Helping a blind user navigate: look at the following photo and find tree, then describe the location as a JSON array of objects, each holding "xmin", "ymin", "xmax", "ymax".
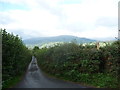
[{"xmin": 1, "ymin": 28, "xmax": 32, "ymax": 88}]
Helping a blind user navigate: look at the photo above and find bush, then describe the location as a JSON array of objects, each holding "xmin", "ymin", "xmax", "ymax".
[
  {"xmin": 34, "ymin": 41, "xmax": 120, "ymax": 88},
  {"xmin": 2, "ymin": 29, "xmax": 32, "ymax": 88},
  {"xmin": 100, "ymin": 41, "xmax": 120, "ymax": 75},
  {"xmin": 79, "ymin": 60, "xmax": 100, "ymax": 73}
]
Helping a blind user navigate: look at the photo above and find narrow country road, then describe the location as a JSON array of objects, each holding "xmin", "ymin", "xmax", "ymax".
[{"xmin": 14, "ymin": 56, "xmax": 86, "ymax": 88}]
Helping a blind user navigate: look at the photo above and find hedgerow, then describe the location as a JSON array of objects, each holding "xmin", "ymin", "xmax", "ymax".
[
  {"xmin": 35, "ymin": 40, "xmax": 120, "ymax": 88},
  {"xmin": 1, "ymin": 29, "xmax": 32, "ymax": 88}
]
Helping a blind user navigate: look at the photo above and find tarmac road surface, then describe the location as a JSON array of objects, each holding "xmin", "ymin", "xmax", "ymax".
[{"xmin": 14, "ymin": 56, "xmax": 86, "ymax": 88}]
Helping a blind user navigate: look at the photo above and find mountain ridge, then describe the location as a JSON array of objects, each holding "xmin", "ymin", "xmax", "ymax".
[{"xmin": 23, "ymin": 35, "xmax": 96, "ymax": 45}]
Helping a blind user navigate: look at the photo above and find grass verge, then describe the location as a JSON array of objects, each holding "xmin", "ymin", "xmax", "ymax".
[
  {"xmin": 39, "ymin": 66, "xmax": 119, "ymax": 88},
  {"xmin": 2, "ymin": 75, "xmax": 21, "ymax": 89}
]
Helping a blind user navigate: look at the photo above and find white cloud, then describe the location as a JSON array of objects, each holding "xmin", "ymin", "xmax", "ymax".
[
  {"xmin": 59, "ymin": 0, "xmax": 118, "ymax": 39},
  {"xmin": 1, "ymin": 8, "xmax": 60, "ymax": 37},
  {"xmin": 0, "ymin": 0, "xmax": 119, "ymax": 40},
  {"xmin": 95, "ymin": 17, "xmax": 117, "ymax": 27},
  {"xmin": 80, "ymin": 26, "xmax": 117, "ymax": 38}
]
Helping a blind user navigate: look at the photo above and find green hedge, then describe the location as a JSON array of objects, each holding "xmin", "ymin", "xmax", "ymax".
[
  {"xmin": 1, "ymin": 29, "xmax": 32, "ymax": 88},
  {"xmin": 35, "ymin": 41, "xmax": 120, "ymax": 88}
]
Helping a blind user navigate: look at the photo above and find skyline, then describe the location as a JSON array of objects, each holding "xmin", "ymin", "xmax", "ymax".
[{"xmin": 0, "ymin": 0, "xmax": 119, "ymax": 40}]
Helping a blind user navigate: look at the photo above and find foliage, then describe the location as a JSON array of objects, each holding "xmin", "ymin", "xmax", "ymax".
[
  {"xmin": 33, "ymin": 46, "xmax": 39, "ymax": 55},
  {"xmin": 34, "ymin": 40, "xmax": 120, "ymax": 88},
  {"xmin": 1, "ymin": 28, "xmax": 32, "ymax": 88},
  {"xmin": 101, "ymin": 40, "xmax": 120, "ymax": 81},
  {"xmin": 79, "ymin": 60, "xmax": 100, "ymax": 73}
]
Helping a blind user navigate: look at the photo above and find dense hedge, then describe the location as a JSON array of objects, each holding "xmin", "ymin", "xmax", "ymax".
[
  {"xmin": 1, "ymin": 29, "xmax": 32, "ymax": 88},
  {"xmin": 35, "ymin": 41, "xmax": 120, "ymax": 88}
]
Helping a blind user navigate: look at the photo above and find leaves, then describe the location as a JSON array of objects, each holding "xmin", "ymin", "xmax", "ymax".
[
  {"xmin": 2, "ymin": 28, "xmax": 32, "ymax": 88},
  {"xmin": 34, "ymin": 40, "xmax": 120, "ymax": 88}
]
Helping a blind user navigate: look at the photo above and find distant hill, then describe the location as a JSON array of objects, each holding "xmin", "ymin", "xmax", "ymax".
[{"xmin": 23, "ymin": 35, "xmax": 96, "ymax": 45}]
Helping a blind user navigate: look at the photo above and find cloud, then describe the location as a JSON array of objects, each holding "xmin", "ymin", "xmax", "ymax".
[
  {"xmin": 8, "ymin": 29, "xmax": 44, "ymax": 39},
  {"xmin": 0, "ymin": 12, "xmax": 15, "ymax": 25},
  {"xmin": 95, "ymin": 17, "xmax": 117, "ymax": 27},
  {"xmin": 0, "ymin": 0, "xmax": 119, "ymax": 40}
]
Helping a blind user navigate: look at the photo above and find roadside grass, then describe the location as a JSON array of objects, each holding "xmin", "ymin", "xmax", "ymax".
[
  {"xmin": 56, "ymin": 73, "xmax": 118, "ymax": 88},
  {"xmin": 35, "ymin": 41, "xmax": 120, "ymax": 88},
  {"xmin": 40, "ymin": 66, "xmax": 119, "ymax": 88},
  {"xmin": 2, "ymin": 76, "xmax": 21, "ymax": 89},
  {"xmin": 88, "ymin": 73, "xmax": 118, "ymax": 88},
  {"xmin": 2, "ymin": 66, "xmax": 29, "ymax": 89},
  {"xmin": 39, "ymin": 67, "xmax": 95, "ymax": 88}
]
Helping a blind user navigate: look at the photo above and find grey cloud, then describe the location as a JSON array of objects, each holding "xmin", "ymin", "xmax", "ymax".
[
  {"xmin": 118, "ymin": 3, "xmax": 120, "ymax": 29},
  {"xmin": 7, "ymin": 29, "xmax": 44, "ymax": 40},
  {"xmin": 61, "ymin": 22, "xmax": 93, "ymax": 32},
  {"xmin": 0, "ymin": 14, "xmax": 15, "ymax": 25},
  {"xmin": 36, "ymin": 0, "xmax": 64, "ymax": 18},
  {"xmin": 35, "ymin": 0, "xmax": 67, "ymax": 29},
  {"xmin": 95, "ymin": 17, "xmax": 117, "ymax": 27},
  {"xmin": 7, "ymin": 30, "xmax": 26, "ymax": 39}
]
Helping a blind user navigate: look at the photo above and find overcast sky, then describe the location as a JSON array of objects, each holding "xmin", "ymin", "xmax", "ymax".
[{"xmin": 0, "ymin": 0, "xmax": 119, "ymax": 40}]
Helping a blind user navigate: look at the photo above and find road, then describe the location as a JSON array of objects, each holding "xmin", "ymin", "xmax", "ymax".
[{"xmin": 14, "ymin": 56, "xmax": 86, "ymax": 88}]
